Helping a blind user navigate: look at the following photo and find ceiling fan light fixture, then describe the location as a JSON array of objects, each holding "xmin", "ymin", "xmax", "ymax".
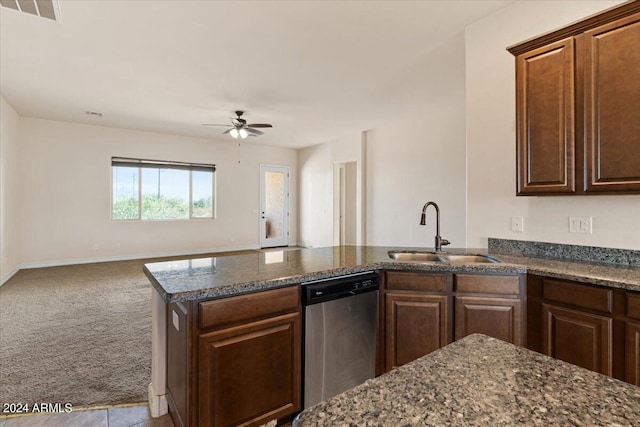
[{"xmin": 202, "ymin": 111, "xmax": 272, "ymax": 138}]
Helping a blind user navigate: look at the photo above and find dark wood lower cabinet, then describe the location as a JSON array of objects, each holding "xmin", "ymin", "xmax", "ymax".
[
  {"xmin": 455, "ymin": 297, "xmax": 522, "ymax": 345},
  {"xmin": 198, "ymin": 313, "xmax": 301, "ymax": 427},
  {"xmin": 168, "ymin": 272, "xmax": 639, "ymax": 427},
  {"xmin": 167, "ymin": 302, "xmax": 190, "ymax": 427},
  {"xmin": 385, "ymin": 292, "xmax": 449, "ymax": 371},
  {"xmin": 528, "ymin": 275, "xmax": 640, "ymax": 387},
  {"xmin": 167, "ymin": 286, "xmax": 301, "ymax": 427},
  {"xmin": 626, "ymin": 321, "xmax": 640, "ymax": 386},
  {"xmin": 542, "ymin": 302, "xmax": 613, "ymax": 376},
  {"xmin": 381, "ymin": 272, "xmax": 524, "ymax": 372}
]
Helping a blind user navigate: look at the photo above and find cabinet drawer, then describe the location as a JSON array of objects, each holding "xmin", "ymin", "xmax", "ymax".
[
  {"xmin": 628, "ymin": 292, "xmax": 640, "ymax": 320},
  {"xmin": 542, "ymin": 279, "xmax": 612, "ymax": 313},
  {"xmin": 385, "ymin": 271, "xmax": 447, "ymax": 292},
  {"xmin": 199, "ymin": 286, "xmax": 299, "ymax": 330},
  {"xmin": 455, "ymin": 274, "xmax": 520, "ymax": 295}
]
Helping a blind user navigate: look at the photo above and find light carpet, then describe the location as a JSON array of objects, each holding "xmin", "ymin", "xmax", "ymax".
[{"xmin": 0, "ymin": 250, "xmax": 259, "ymax": 407}]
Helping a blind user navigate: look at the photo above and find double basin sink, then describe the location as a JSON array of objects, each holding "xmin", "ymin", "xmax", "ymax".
[{"xmin": 388, "ymin": 251, "xmax": 500, "ymax": 264}]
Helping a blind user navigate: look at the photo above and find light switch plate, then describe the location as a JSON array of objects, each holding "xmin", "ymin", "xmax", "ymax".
[
  {"xmin": 511, "ymin": 216, "xmax": 524, "ymax": 232},
  {"xmin": 569, "ymin": 216, "xmax": 592, "ymax": 234}
]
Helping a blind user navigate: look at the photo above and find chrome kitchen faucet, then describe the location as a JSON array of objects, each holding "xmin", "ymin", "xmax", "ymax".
[{"xmin": 420, "ymin": 201, "xmax": 450, "ymax": 252}]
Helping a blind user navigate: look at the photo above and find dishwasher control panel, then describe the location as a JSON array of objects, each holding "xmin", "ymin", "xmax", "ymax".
[{"xmin": 302, "ymin": 271, "xmax": 379, "ymax": 305}]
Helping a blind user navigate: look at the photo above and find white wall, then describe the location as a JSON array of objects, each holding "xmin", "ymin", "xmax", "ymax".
[
  {"xmin": 15, "ymin": 118, "xmax": 297, "ymax": 266},
  {"xmin": 299, "ymin": 33, "xmax": 467, "ymax": 250},
  {"xmin": 465, "ymin": 0, "xmax": 640, "ymax": 250},
  {"xmin": 365, "ymin": 33, "xmax": 467, "ymax": 249},
  {"xmin": 297, "ymin": 132, "xmax": 364, "ymax": 248},
  {"xmin": 0, "ymin": 96, "xmax": 21, "ymax": 282},
  {"xmin": 297, "ymin": 142, "xmax": 334, "ymax": 247},
  {"xmin": 365, "ymin": 109, "xmax": 467, "ymax": 248}
]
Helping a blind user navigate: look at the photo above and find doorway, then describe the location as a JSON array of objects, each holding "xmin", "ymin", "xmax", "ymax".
[
  {"xmin": 260, "ymin": 165, "xmax": 290, "ymax": 248},
  {"xmin": 336, "ymin": 161, "xmax": 357, "ymax": 245}
]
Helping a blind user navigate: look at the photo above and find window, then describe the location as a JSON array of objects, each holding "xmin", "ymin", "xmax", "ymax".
[{"xmin": 111, "ymin": 157, "xmax": 215, "ymax": 220}]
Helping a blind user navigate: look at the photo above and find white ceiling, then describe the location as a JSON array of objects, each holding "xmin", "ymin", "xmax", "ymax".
[{"xmin": 0, "ymin": 0, "xmax": 512, "ymax": 149}]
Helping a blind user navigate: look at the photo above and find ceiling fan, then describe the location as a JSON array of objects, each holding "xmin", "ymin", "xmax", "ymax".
[{"xmin": 203, "ymin": 111, "xmax": 273, "ymax": 139}]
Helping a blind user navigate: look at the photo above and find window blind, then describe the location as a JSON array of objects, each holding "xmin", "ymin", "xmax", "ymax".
[{"xmin": 111, "ymin": 157, "xmax": 215, "ymax": 173}]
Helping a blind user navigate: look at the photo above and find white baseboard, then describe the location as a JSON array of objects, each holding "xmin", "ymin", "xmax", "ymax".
[
  {"xmin": 0, "ymin": 266, "xmax": 20, "ymax": 288},
  {"xmin": 14, "ymin": 244, "xmax": 261, "ymax": 271},
  {"xmin": 148, "ymin": 383, "xmax": 168, "ymax": 418}
]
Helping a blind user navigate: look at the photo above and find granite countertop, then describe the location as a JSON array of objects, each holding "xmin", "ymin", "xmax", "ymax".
[
  {"xmin": 144, "ymin": 245, "xmax": 640, "ymax": 303},
  {"xmin": 293, "ymin": 334, "xmax": 640, "ymax": 427}
]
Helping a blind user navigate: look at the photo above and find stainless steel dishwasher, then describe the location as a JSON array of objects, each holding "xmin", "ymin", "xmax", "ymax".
[{"xmin": 302, "ymin": 271, "xmax": 379, "ymax": 409}]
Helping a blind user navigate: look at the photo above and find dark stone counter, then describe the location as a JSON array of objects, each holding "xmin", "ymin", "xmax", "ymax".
[
  {"xmin": 293, "ymin": 334, "xmax": 640, "ymax": 426},
  {"xmin": 144, "ymin": 245, "xmax": 640, "ymax": 303}
]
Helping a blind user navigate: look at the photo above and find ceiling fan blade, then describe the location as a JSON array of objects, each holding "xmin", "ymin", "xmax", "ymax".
[
  {"xmin": 246, "ymin": 123, "xmax": 273, "ymax": 128},
  {"xmin": 203, "ymin": 124, "xmax": 231, "ymax": 127},
  {"xmin": 245, "ymin": 128, "xmax": 264, "ymax": 135},
  {"xmin": 222, "ymin": 128, "xmax": 234, "ymax": 134}
]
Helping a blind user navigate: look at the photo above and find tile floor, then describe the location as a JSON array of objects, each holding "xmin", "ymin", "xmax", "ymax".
[{"xmin": 0, "ymin": 404, "xmax": 173, "ymax": 427}]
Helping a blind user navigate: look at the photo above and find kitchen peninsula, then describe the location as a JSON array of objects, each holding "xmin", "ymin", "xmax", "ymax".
[
  {"xmin": 294, "ymin": 334, "xmax": 640, "ymax": 426},
  {"xmin": 144, "ymin": 243, "xmax": 640, "ymax": 427}
]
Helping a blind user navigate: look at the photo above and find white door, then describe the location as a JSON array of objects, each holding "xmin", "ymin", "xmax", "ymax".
[{"xmin": 260, "ymin": 165, "xmax": 290, "ymax": 248}]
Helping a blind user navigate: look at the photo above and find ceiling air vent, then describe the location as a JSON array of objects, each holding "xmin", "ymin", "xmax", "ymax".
[{"xmin": 0, "ymin": 0, "xmax": 61, "ymax": 21}]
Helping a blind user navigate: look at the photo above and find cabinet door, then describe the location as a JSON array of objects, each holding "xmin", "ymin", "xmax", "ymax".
[
  {"xmin": 455, "ymin": 296, "xmax": 522, "ymax": 345},
  {"xmin": 542, "ymin": 303, "xmax": 612, "ymax": 375},
  {"xmin": 584, "ymin": 12, "xmax": 640, "ymax": 192},
  {"xmin": 516, "ymin": 37, "xmax": 575, "ymax": 195},
  {"xmin": 198, "ymin": 312, "xmax": 301, "ymax": 427},
  {"xmin": 385, "ymin": 292, "xmax": 449, "ymax": 371},
  {"xmin": 626, "ymin": 321, "xmax": 640, "ymax": 386}
]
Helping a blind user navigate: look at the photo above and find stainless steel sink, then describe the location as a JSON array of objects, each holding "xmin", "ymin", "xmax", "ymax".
[
  {"xmin": 388, "ymin": 251, "xmax": 501, "ymax": 264},
  {"xmin": 387, "ymin": 251, "xmax": 445, "ymax": 262},
  {"xmin": 441, "ymin": 255, "xmax": 500, "ymax": 264}
]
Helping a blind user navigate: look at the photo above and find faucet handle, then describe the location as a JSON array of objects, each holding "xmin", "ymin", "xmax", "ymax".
[{"xmin": 441, "ymin": 239, "xmax": 451, "ymax": 247}]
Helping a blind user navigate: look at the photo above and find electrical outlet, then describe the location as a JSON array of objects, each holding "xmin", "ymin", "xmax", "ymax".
[
  {"xmin": 511, "ymin": 216, "xmax": 524, "ymax": 232},
  {"xmin": 569, "ymin": 216, "xmax": 592, "ymax": 234}
]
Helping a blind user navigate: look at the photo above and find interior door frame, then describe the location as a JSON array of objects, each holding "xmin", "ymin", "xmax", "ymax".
[
  {"xmin": 333, "ymin": 160, "xmax": 359, "ymax": 246},
  {"xmin": 260, "ymin": 165, "xmax": 290, "ymax": 248}
]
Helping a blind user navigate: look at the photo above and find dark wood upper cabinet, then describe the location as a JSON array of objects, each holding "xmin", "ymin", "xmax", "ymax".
[
  {"xmin": 509, "ymin": 2, "xmax": 640, "ymax": 196},
  {"xmin": 583, "ymin": 12, "xmax": 640, "ymax": 192},
  {"xmin": 516, "ymin": 38, "xmax": 575, "ymax": 195}
]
